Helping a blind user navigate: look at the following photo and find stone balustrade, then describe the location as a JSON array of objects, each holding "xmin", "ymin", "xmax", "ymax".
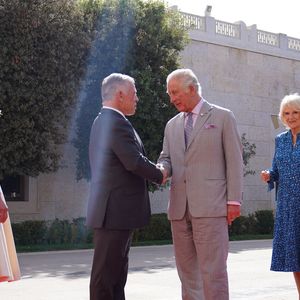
[{"xmin": 179, "ymin": 11, "xmax": 300, "ymax": 60}]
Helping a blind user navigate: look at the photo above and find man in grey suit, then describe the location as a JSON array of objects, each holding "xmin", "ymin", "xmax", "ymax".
[
  {"xmin": 158, "ymin": 69, "xmax": 243, "ymax": 300},
  {"xmin": 87, "ymin": 73, "xmax": 165, "ymax": 300}
]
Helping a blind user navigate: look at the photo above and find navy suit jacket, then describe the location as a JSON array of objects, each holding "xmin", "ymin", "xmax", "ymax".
[{"xmin": 87, "ymin": 108, "xmax": 162, "ymax": 230}]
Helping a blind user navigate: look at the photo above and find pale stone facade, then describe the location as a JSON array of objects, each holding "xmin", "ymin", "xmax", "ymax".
[{"xmin": 8, "ymin": 13, "xmax": 300, "ymax": 222}]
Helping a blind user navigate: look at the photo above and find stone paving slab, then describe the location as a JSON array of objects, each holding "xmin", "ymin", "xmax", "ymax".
[{"xmin": 0, "ymin": 240, "xmax": 297, "ymax": 300}]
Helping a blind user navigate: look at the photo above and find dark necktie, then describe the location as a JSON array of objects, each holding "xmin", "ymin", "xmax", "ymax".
[{"xmin": 184, "ymin": 112, "xmax": 193, "ymax": 147}]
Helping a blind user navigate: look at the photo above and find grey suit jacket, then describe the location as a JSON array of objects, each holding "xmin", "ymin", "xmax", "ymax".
[
  {"xmin": 87, "ymin": 108, "xmax": 163, "ymax": 229},
  {"xmin": 158, "ymin": 100, "xmax": 243, "ymax": 220}
]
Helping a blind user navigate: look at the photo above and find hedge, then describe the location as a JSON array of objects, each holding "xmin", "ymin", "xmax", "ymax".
[{"xmin": 11, "ymin": 210, "xmax": 274, "ymax": 249}]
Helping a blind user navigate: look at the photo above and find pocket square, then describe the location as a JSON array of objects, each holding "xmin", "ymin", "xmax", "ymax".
[{"xmin": 204, "ymin": 123, "xmax": 216, "ymax": 129}]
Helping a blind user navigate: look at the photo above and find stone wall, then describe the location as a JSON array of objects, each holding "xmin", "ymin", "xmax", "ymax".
[{"xmin": 8, "ymin": 142, "xmax": 89, "ymax": 222}]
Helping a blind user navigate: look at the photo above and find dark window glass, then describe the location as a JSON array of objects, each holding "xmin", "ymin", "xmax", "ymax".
[{"xmin": 0, "ymin": 176, "xmax": 27, "ymax": 201}]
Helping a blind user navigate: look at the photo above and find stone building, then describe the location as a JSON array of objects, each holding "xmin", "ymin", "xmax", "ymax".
[{"xmin": 5, "ymin": 12, "xmax": 300, "ymax": 222}]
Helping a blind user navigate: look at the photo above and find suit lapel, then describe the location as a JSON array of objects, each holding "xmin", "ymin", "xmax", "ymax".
[
  {"xmin": 133, "ymin": 128, "xmax": 145, "ymax": 153},
  {"xmin": 177, "ymin": 112, "xmax": 186, "ymax": 150},
  {"xmin": 186, "ymin": 101, "xmax": 214, "ymax": 149},
  {"xmin": 125, "ymin": 118, "xmax": 145, "ymax": 154}
]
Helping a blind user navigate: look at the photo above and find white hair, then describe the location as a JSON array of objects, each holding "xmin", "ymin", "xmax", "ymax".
[
  {"xmin": 101, "ymin": 73, "xmax": 135, "ymax": 101},
  {"xmin": 279, "ymin": 93, "xmax": 300, "ymax": 127},
  {"xmin": 166, "ymin": 68, "xmax": 202, "ymax": 96}
]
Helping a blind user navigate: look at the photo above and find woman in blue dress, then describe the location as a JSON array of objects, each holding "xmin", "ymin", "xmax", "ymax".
[{"xmin": 261, "ymin": 93, "xmax": 300, "ymax": 297}]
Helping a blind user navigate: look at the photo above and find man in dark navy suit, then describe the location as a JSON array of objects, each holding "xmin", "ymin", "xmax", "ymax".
[{"xmin": 87, "ymin": 73, "xmax": 166, "ymax": 300}]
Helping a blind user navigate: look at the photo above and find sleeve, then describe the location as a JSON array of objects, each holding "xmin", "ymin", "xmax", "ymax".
[
  {"xmin": 157, "ymin": 123, "xmax": 172, "ymax": 177},
  {"xmin": 223, "ymin": 111, "xmax": 243, "ymax": 202},
  {"xmin": 111, "ymin": 118, "xmax": 163, "ymax": 184},
  {"xmin": 267, "ymin": 137, "xmax": 279, "ymax": 191}
]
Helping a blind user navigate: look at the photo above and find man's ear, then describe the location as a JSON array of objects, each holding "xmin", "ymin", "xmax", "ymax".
[
  {"xmin": 119, "ymin": 90, "xmax": 124, "ymax": 101},
  {"xmin": 188, "ymin": 84, "xmax": 196, "ymax": 95}
]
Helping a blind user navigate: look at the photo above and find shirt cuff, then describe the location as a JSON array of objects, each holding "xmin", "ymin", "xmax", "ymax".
[{"xmin": 227, "ymin": 201, "xmax": 241, "ymax": 206}]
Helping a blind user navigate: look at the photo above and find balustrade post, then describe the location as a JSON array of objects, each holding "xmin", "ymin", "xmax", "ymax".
[
  {"xmin": 248, "ymin": 24, "xmax": 258, "ymax": 47},
  {"xmin": 205, "ymin": 16, "xmax": 216, "ymax": 36},
  {"xmin": 236, "ymin": 21, "xmax": 247, "ymax": 43},
  {"xmin": 279, "ymin": 34, "xmax": 288, "ymax": 51}
]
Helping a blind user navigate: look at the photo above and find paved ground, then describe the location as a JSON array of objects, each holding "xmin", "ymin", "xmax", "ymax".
[{"xmin": 1, "ymin": 240, "xmax": 298, "ymax": 300}]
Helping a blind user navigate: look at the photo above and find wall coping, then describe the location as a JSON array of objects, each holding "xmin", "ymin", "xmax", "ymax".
[{"xmin": 180, "ymin": 11, "xmax": 300, "ymax": 61}]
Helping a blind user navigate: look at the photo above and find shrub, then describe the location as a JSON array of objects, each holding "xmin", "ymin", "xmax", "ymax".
[
  {"xmin": 229, "ymin": 210, "xmax": 274, "ymax": 237},
  {"xmin": 12, "ymin": 218, "xmax": 93, "ymax": 246},
  {"xmin": 71, "ymin": 217, "xmax": 93, "ymax": 244},
  {"xmin": 11, "ymin": 210, "xmax": 274, "ymax": 248},
  {"xmin": 12, "ymin": 220, "xmax": 47, "ymax": 245},
  {"xmin": 46, "ymin": 219, "xmax": 72, "ymax": 245},
  {"xmin": 241, "ymin": 133, "xmax": 256, "ymax": 177},
  {"xmin": 229, "ymin": 216, "xmax": 249, "ymax": 236},
  {"xmin": 255, "ymin": 210, "xmax": 274, "ymax": 234},
  {"xmin": 133, "ymin": 213, "xmax": 171, "ymax": 242},
  {"xmin": 229, "ymin": 213, "xmax": 257, "ymax": 236}
]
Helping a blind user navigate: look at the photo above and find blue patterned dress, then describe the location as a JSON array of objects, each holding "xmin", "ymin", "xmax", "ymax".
[{"xmin": 268, "ymin": 130, "xmax": 300, "ymax": 272}]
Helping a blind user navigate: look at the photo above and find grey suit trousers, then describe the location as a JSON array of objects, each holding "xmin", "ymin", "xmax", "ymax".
[{"xmin": 171, "ymin": 208, "xmax": 229, "ymax": 300}]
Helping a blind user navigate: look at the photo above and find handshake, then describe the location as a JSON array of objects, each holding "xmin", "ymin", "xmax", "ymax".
[{"xmin": 156, "ymin": 163, "xmax": 169, "ymax": 185}]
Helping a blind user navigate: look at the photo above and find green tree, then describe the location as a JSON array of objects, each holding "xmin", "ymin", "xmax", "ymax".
[
  {"xmin": 0, "ymin": 0, "xmax": 90, "ymax": 179},
  {"xmin": 129, "ymin": 1, "xmax": 186, "ymax": 168},
  {"xmin": 74, "ymin": 0, "xmax": 188, "ymax": 180},
  {"xmin": 73, "ymin": 0, "xmax": 139, "ymax": 180}
]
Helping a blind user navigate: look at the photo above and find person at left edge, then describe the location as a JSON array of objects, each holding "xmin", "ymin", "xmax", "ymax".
[
  {"xmin": 87, "ymin": 73, "xmax": 167, "ymax": 300},
  {"xmin": 0, "ymin": 186, "xmax": 21, "ymax": 282}
]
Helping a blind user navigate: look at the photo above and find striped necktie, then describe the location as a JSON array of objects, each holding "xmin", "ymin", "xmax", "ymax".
[{"xmin": 184, "ymin": 112, "xmax": 193, "ymax": 147}]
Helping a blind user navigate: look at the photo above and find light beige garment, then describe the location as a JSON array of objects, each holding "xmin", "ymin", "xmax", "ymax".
[
  {"xmin": 158, "ymin": 100, "xmax": 243, "ymax": 299},
  {"xmin": 158, "ymin": 100, "xmax": 243, "ymax": 220},
  {"xmin": 0, "ymin": 186, "xmax": 21, "ymax": 282}
]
